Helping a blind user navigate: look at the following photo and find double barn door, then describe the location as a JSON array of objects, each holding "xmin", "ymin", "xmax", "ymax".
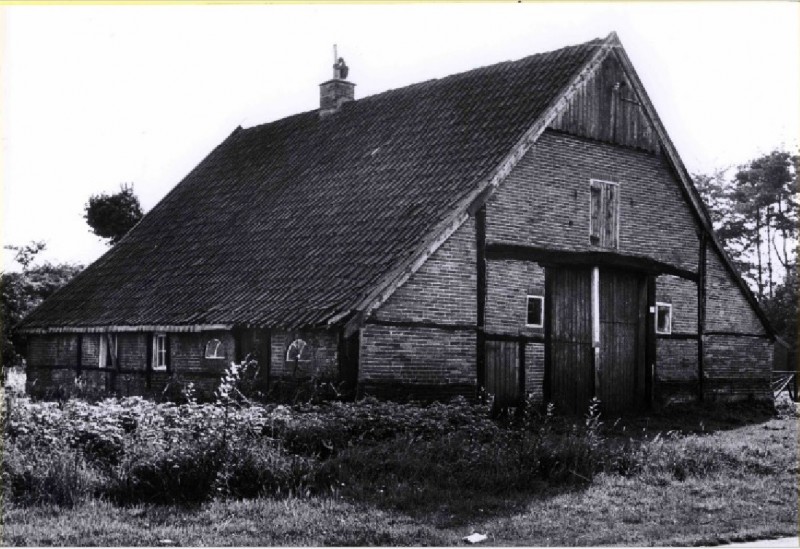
[
  {"xmin": 549, "ymin": 266, "xmax": 648, "ymax": 414},
  {"xmin": 483, "ymin": 266, "xmax": 649, "ymax": 413}
]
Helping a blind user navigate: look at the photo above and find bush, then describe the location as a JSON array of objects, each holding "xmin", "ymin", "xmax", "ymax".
[
  {"xmin": 2, "ymin": 441, "xmax": 100, "ymax": 506},
  {"xmin": 108, "ymin": 440, "xmax": 225, "ymax": 505},
  {"xmin": 215, "ymin": 439, "xmax": 320, "ymax": 499}
]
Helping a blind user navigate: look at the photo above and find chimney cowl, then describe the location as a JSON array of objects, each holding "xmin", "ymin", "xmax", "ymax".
[{"xmin": 319, "ymin": 46, "xmax": 355, "ymax": 118}]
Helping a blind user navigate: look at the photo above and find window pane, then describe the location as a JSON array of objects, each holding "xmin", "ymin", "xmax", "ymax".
[
  {"xmin": 590, "ymin": 185, "xmax": 602, "ymax": 243},
  {"xmin": 656, "ymin": 305, "xmax": 671, "ymax": 334},
  {"xmin": 527, "ymin": 296, "xmax": 543, "ymax": 326}
]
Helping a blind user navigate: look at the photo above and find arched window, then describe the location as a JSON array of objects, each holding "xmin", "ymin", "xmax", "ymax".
[
  {"xmin": 205, "ymin": 338, "xmax": 225, "ymax": 359},
  {"xmin": 286, "ymin": 339, "xmax": 310, "ymax": 363}
]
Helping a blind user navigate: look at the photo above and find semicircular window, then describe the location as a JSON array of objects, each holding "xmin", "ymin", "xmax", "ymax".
[
  {"xmin": 286, "ymin": 339, "xmax": 310, "ymax": 363},
  {"xmin": 205, "ymin": 338, "xmax": 225, "ymax": 359}
]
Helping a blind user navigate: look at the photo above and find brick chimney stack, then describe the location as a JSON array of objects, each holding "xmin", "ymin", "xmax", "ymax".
[{"xmin": 319, "ymin": 45, "xmax": 355, "ymax": 118}]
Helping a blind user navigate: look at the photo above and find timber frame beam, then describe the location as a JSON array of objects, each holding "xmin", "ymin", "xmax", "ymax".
[{"xmin": 485, "ymin": 243, "xmax": 698, "ymax": 281}]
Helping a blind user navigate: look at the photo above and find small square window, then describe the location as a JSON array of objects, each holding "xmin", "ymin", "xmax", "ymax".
[
  {"xmin": 656, "ymin": 303, "xmax": 672, "ymax": 334},
  {"xmin": 526, "ymin": 295, "xmax": 544, "ymax": 328}
]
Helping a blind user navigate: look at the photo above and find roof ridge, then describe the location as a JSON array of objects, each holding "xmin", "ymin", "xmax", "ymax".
[{"xmin": 243, "ymin": 35, "xmax": 607, "ymax": 132}]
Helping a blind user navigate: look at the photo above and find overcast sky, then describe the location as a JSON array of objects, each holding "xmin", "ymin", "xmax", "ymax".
[{"xmin": 2, "ymin": 3, "xmax": 798, "ymax": 271}]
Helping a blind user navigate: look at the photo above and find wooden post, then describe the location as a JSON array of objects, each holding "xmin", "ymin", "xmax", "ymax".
[
  {"xmin": 476, "ymin": 207, "xmax": 487, "ymax": 401},
  {"xmin": 698, "ymin": 233, "xmax": 707, "ymax": 402},
  {"xmin": 145, "ymin": 332, "xmax": 153, "ymax": 390},
  {"xmin": 591, "ymin": 266, "xmax": 601, "ymax": 398},
  {"xmin": 645, "ymin": 275, "xmax": 656, "ymax": 408},
  {"xmin": 76, "ymin": 334, "xmax": 83, "ymax": 378},
  {"xmin": 518, "ymin": 336, "xmax": 526, "ymax": 407},
  {"xmin": 233, "ymin": 326, "xmax": 244, "ymax": 363},
  {"xmin": 543, "ymin": 268, "xmax": 552, "ymax": 403}
]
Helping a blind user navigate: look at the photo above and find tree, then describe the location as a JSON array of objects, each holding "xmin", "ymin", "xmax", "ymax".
[
  {"xmin": 695, "ymin": 149, "xmax": 798, "ymax": 348},
  {"xmin": 1, "ymin": 242, "xmax": 82, "ymax": 371},
  {"xmin": 84, "ymin": 183, "xmax": 144, "ymax": 245}
]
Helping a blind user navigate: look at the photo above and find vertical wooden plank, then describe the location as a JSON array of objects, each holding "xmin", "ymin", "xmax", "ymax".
[
  {"xmin": 76, "ymin": 334, "xmax": 83, "ymax": 378},
  {"xmin": 591, "ymin": 266, "xmax": 601, "ymax": 405},
  {"xmin": 476, "ymin": 206, "xmax": 487, "ymax": 399},
  {"xmin": 233, "ymin": 326, "xmax": 243, "ymax": 363},
  {"xmin": 645, "ymin": 276, "xmax": 656, "ymax": 408},
  {"xmin": 543, "ymin": 268, "xmax": 552, "ymax": 403},
  {"xmin": 145, "ymin": 332, "xmax": 153, "ymax": 390},
  {"xmin": 165, "ymin": 333, "xmax": 172, "ymax": 375},
  {"xmin": 698, "ymin": 233, "xmax": 707, "ymax": 402},
  {"xmin": 519, "ymin": 338, "xmax": 526, "ymax": 405}
]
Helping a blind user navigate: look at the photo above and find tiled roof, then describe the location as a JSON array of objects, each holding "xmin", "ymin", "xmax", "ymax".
[{"xmin": 21, "ymin": 37, "xmax": 605, "ymax": 330}]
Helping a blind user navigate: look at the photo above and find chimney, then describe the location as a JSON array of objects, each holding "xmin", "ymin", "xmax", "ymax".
[{"xmin": 319, "ymin": 45, "xmax": 355, "ymax": 118}]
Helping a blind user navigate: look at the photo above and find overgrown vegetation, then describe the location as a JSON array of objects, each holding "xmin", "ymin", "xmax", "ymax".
[{"xmin": 2, "ymin": 370, "xmax": 797, "ymax": 546}]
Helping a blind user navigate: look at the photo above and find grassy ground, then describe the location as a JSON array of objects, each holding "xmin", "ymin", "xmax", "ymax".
[{"xmin": 3, "ymin": 397, "xmax": 797, "ymax": 546}]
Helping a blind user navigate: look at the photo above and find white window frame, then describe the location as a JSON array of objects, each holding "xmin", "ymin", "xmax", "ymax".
[
  {"xmin": 204, "ymin": 338, "xmax": 225, "ymax": 359},
  {"xmin": 286, "ymin": 339, "xmax": 309, "ymax": 363},
  {"xmin": 153, "ymin": 333, "xmax": 168, "ymax": 371},
  {"xmin": 525, "ymin": 295, "xmax": 545, "ymax": 328},
  {"xmin": 98, "ymin": 335, "xmax": 108, "ymax": 368},
  {"xmin": 655, "ymin": 302, "xmax": 672, "ymax": 335}
]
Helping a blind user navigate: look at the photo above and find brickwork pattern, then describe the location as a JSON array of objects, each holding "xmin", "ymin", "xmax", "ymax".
[
  {"xmin": 269, "ymin": 329, "xmax": 339, "ymax": 380},
  {"xmin": 705, "ymin": 247, "xmax": 766, "ymax": 334},
  {"xmin": 486, "ymin": 259, "xmax": 545, "ymax": 336},
  {"xmin": 656, "ymin": 339, "xmax": 698, "ymax": 381},
  {"xmin": 656, "ymin": 275, "xmax": 698, "ymax": 334},
  {"xmin": 486, "ymin": 131, "xmax": 701, "ymax": 272},
  {"xmin": 376, "ymin": 218, "xmax": 476, "ymax": 325},
  {"xmin": 359, "ymin": 325, "xmax": 476, "ymax": 387}
]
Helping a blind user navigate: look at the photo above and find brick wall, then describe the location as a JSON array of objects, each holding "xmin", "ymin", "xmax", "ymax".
[
  {"xmin": 656, "ymin": 275, "xmax": 698, "ymax": 334},
  {"xmin": 486, "ymin": 130, "xmax": 701, "ymax": 273},
  {"xmin": 486, "ymin": 259, "xmax": 545, "ymax": 336},
  {"xmin": 375, "ymin": 218, "xmax": 476, "ymax": 324},
  {"xmin": 705, "ymin": 247, "xmax": 766, "ymax": 334},
  {"xmin": 26, "ymin": 330, "xmax": 242, "ymax": 400},
  {"xmin": 359, "ymin": 325, "xmax": 476, "ymax": 399},
  {"xmin": 705, "ymin": 335, "xmax": 772, "ymax": 401},
  {"xmin": 269, "ymin": 329, "xmax": 339, "ymax": 381}
]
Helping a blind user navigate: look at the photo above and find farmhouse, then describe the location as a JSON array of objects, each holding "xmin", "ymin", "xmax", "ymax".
[{"xmin": 20, "ymin": 33, "xmax": 774, "ymax": 413}]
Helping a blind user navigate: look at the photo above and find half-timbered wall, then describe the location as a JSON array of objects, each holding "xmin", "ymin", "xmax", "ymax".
[
  {"xmin": 362, "ymin": 219, "xmax": 477, "ymax": 399},
  {"xmin": 486, "ymin": 130, "xmax": 702, "ymax": 273}
]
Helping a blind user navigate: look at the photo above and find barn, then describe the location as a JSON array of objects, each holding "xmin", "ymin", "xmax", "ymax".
[{"xmin": 19, "ymin": 33, "xmax": 774, "ymax": 413}]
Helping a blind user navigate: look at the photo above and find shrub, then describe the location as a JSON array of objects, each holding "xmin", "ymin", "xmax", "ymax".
[
  {"xmin": 215, "ymin": 438, "xmax": 320, "ymax": 499},
  {"xmin": 2, "ymin": 441, "xmax": 100, "ymax": 506},
  {"xmin": 108, "ymin": 439, "xmax": 225, "ymax": 505}
]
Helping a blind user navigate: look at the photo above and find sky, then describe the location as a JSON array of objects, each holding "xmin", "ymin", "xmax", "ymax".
[{"xmin": 1, "ymin": 2, "xmax": 798, "ymax": 271}]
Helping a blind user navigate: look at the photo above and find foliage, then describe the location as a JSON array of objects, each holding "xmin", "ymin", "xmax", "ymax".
[
  {"xmin": 2, "ymin": 397, "xmax": 795, "ymax": 547},
  {"xmin": 1, "ymin": 393, "xmax": 788, "ymax": 519},
  {"xmin": 695, "ymin": 149, "xmax": 798, "ymax": 346},
  {"xmin": 83, "ymin": 183, "xmax": 144, "ymax": 245},
  {"xmin": 1, "ymin": 241, "xmax": 82, "ymax": 369}
]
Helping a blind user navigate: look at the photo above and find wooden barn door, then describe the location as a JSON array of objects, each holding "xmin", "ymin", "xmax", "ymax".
[
  {"xmin": 548, "ymin": 266, "xmax": 647, "ymax": 414},
  {"xmin": 549, "ymin": 267, "xmax": 594, "ymax": 414},
  {"xmin": 485, "ymin": 340, "xmax": 521, "ymax": 407},
  {"xmin": 598, "ymin": 270, "xmax": 647, "ymax": 413}
]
